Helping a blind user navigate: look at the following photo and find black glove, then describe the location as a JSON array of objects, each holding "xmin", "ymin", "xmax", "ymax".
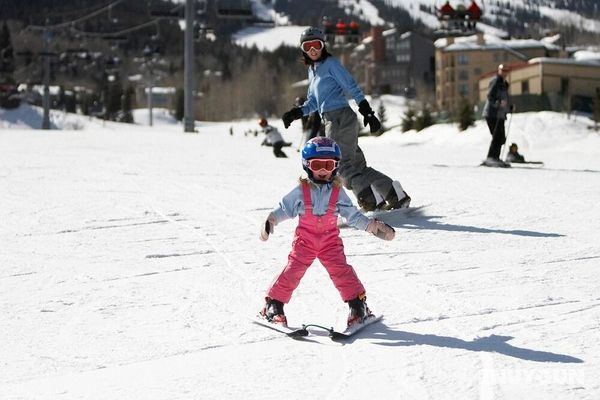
[
  {"xmin": 358, "ymin": 100, "xmax": 381, "ymax": 133},
  {"xmin": 282, "ymin": 107, "xmax": 303, "ymax": 129}
]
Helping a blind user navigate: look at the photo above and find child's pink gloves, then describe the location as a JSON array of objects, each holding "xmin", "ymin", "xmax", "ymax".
[{"xmin": 366, "ymin": 219, "xmax": 395, "ymax": 241}]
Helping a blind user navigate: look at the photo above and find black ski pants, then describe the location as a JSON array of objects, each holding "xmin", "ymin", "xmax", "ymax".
[
  {"xmin": 486, "ymin": 117, "xmax": 506, "ymax": 160},
  {"xmin": 273, "ymin": 141, "xmax": 288, "ymax": 158}
]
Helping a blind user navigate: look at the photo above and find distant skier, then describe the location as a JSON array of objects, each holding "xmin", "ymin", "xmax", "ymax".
[
  {"xmin": 258, "ymin": 137, "xmax": 394, "ymax": 328},
  {"xmin": 506, "ymin": 143, "xmax": 525, "ymax": 163},
  {"xmin": 258, "ymin": 118, "xmax": 288, "ymax": 158},
  {"xmin": 281, "ymin": 27, "xmax": 411, "ymax": 212},
  {"xmin": 482, "ymin": 64, "xmax": 511, "ymax": 167}
]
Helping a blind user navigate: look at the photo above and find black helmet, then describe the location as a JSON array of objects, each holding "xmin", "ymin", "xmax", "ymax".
[{"xmin": 300, "ymin": 27, "xmax": 325, "ymax": 44}]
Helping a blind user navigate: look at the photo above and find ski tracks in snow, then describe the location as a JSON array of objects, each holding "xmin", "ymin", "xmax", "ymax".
[{"xmin": 121, "ymin": 162, "xmax": 276, "ymax": 355}]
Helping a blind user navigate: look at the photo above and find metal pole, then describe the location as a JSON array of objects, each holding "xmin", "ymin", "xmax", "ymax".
[
  {"xmin": 500, "ymin": 111, "xmax": 513, "ymax": 161},
  {"xmin": 183, "ymin": 0, "xmax": 195, "ymax": 132},
  {"xmin": 42, "ymin": 29, "xmax": 51, "ymax": 130},
  {"xmin": 147, "ymin": 63, "xmax": 153, "ymax": 127}
]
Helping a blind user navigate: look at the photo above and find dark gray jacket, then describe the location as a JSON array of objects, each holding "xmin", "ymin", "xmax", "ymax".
[{"xmin": 482, "ymin": 75, "xmax": 509, "ymax": 120}]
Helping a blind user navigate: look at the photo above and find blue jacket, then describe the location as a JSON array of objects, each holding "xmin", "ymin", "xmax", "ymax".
[
  {"xmin": 300, "ymin": 57, "xmax": 366, "ymax": 116},
  {"xmin": 271, "ymin": 181, "xmax": 370, "ymax": 231}
]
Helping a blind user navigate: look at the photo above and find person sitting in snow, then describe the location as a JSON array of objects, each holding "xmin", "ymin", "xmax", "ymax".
[
  {"xmin": 506, "ymin": 143, "xmax": 525, "ymax": 163},
  {"xmin": 258, "ymin": 137, "xmax": 395, "ymax": 328},
  {"xmin": 258, "ymin": 118, "xmax": 288, "ymax": 158}
]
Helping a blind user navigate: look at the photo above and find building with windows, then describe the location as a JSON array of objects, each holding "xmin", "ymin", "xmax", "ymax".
[
  {"xmin": 478, "ymin": 57, "xmax": 600, "ymax": 113},
  {"xmin": 435, "ymin": 33, "xmax": 562, "ymax": 113},
  {"xmin": 349, "ymin": 27, "xmax": 435, "ymax": 98}
]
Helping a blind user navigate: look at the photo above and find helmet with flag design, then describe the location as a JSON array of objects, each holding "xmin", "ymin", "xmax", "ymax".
[{"xmin": 301, "ymin": 137, "xmax": 341, "ymax": 182}]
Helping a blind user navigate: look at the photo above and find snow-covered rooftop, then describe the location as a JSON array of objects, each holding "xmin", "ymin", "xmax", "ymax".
[
  {"xmin": 528, "ymin": 56, "xmax": 600, "ymax": 67},
  {"xmin": 436, "ymin": 33, "xmax": 560, "ymax": 54}
]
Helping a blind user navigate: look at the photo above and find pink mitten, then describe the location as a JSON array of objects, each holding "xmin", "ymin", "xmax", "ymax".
[
  {"xmin": 259, "ymin": 213, "xmax": 277, "ymax": 241},
  {"xmin": 366, "ymin": 219, "xmax": 395, "ymax": 241}
]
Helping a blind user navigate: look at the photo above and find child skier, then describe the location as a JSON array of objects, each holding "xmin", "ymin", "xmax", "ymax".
[
  {"xmin": 506, "ymin": 143, "xmax": 525, "ymax": 163},
  {"xmin": 258, "ymin": 118, "xmax": 288, "ymax": 158},
  {"xmin": 258, "ymin": 137, "xmax": 395, "ymax": 328}
]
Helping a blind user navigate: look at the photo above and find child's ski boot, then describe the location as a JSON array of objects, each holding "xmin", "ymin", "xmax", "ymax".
[
  {"xmin": 260, "ymin": 297, "xmax": 287, "ymax": 326},
  {"xmin": 347, "ymin": 292, "xmax": 373, "ymax": 327}
]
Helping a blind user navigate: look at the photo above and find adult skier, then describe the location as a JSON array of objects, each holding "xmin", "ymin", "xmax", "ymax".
[
  {"xmin": 281, "ymin": 27, "xmax": 411, "ymax": 212},
  {"xmin": 482, "ymin": 64, "xmax": 511, "ymax": 167}
]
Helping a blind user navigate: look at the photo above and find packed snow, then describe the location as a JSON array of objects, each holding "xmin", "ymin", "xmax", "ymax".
[{"xmin": 1, "ymin": 100, "xmax": 600, "ymax": 399}]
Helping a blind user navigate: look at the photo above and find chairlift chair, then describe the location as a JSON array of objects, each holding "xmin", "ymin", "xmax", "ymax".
[
  {"xmin": 149, "ymin": 4, "xmax": 184, "ymax": 19},
  {"xmin": 435, "ymin": 0, "xmax": 484, "ymax": 35},
  {"xmin": 215, "ymin": 0, "xmax": 254, "ymax": 19}
]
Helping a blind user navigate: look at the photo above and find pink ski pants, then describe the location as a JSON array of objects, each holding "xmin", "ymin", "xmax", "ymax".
[{"xmin": 267, "ymin": 183, "xmax": 365, "ymax": 303}]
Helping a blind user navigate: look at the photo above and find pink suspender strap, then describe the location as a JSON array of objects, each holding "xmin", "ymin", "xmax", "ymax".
[
  {"xmin": 301, "ymin": 182, "xmax": 313, "ymax": 216},
  {"xmin": 327, "ymin": 185, "xmax": 340, "ymax": 215},
  {"xmin": 302, "ymin": 182, "xmax": 339, "ymax": 216}
]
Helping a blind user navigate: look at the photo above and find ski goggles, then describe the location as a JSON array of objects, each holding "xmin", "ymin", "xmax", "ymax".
[
  {"xmin": 301, "ymin": 39, "xmax": 324, "ymax": 53},
  {"xmin": 306, "ymin": 158, "xmax": 338, "ymax": 172}
]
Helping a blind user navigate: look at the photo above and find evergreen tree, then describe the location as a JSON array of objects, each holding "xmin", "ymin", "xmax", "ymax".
[
  {"xmin": 102, "ymin": 77, "xmax": 123, "ymax": 120},
  {"xmin": 415, "ymin": 104, "xmax": 434, "ymax": 131},
  {"xmin": 0, "ymin": 21, "xmax": 15, "ymax": 79},
  {"xmin": 173, "ymin": 87, "xmax": 184, "ymax": 121},
  {"xmin": 64, "ymin": 90, "xmax": 77, "ymax": 113},
  {"xmin": 458, "ymin": 97, "xmax": 475, "ymax": 131},
  {"xmin": 0, "ymin": 22, "xmax": 10, "ymax": 50},
  {"xmin": 120, "ymin": 85, "xmax": 135, "ymax": 123},
  {"xmin": 401, "ymin": 109, "xmax": 415, "ymax": 132},
  {"xmin": 79, "ymin": 90, "xmax": 92, "ymax": 116},
  {"xmin": 593, "ymin": 88, "xmax": 600, "ymax": 131},
  {"xmin": 377, "ymin": 102, "xmax": 387, "ymax": 133}
]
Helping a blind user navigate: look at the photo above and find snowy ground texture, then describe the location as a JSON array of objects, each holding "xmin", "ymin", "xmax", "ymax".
[{"xmin": 2, "ymin": 103, "xmax": 600, "ymax": 399}]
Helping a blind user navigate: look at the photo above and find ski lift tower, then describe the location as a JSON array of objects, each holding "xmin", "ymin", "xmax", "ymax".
[{"xmin": 152, "ymin": 0, "xmax": 267, "ymax": 133}]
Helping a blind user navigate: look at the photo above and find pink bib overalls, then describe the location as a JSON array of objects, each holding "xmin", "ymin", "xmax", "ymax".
[{"xmin": 267, "ymin": 182, "xmax": 365, "ymax": 303}]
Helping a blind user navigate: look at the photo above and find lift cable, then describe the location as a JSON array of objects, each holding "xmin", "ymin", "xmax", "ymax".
[{"xmin": 26, "ymin": 0, "xmax": 127, "ymax": 31}]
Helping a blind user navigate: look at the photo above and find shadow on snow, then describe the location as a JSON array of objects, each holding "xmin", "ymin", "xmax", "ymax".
[
  {"xmin": 378, "ymin": 208, "xmax": 564, "ymax": 238},
  {"xmin": 354, "ymin": 325, "xmax": 583, "ymax": 363}
]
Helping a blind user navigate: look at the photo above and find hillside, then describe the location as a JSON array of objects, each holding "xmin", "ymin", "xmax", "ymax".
[{"xmin": 2, "ymin": 0, "xmax": 600, "ymax": 124}]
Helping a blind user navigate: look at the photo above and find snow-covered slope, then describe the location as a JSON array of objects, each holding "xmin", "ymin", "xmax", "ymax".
[
  {"xmin": 1, "ymin": 103, "xmax": 600, "ymax": 399},
  {"xmin": 233, "ymin": 0, "xmax": 599, "ymax": 51}
]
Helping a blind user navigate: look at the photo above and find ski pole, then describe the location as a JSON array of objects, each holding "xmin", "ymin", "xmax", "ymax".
[{"xmin": 500, "ymin": 110, "xmax": 513, "ymax": 161}]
